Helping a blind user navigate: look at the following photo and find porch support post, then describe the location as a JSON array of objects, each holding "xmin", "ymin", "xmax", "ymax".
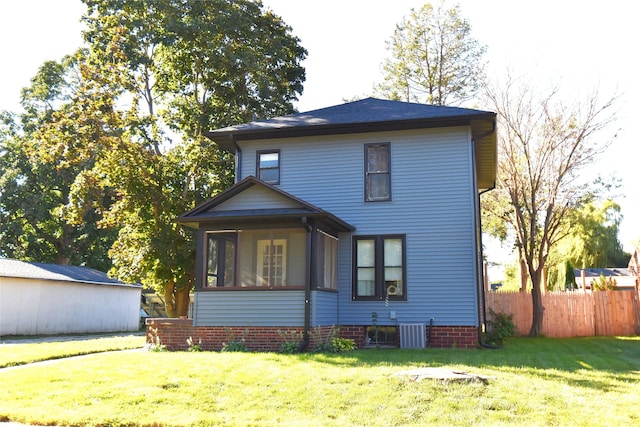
[{"xmin": 301, "ymin": 217, "xmax": 314, "ymax": 350}]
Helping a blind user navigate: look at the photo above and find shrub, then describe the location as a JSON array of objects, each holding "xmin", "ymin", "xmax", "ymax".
[
  {"xmin": 592, "ymin": 273, "xmax": 617, "ymax": 291},
  {"xmin": 312, "ymin": 342, "xmax": 337, "ymax": 353},
  {"xmin": 278, "ymin": 329, "xmax": 303, "ymax": 354},
  {"xmin": 484, "ymin": 309, "xmax": 515, "ymax": 346},
  {"xmin": 330, "ymin": 337, "xmax": 357, "ymax": 352},
  {"xmin": 221, "ymin": 341, "xmax": 248, "ymax": 352},
  {"xmin": 147, "ymin": 327, "xmax": 168, "ymax": 352},
  {"xmin": 186, "ymin": 336, "xmax": 203, "ymax": 352},
  {"xmin": 311, "ymin": 326, "xmax": 357, "ymax": 353},
  {"xmin": 221, "ymin": 327, "xmax": 249, "ymax": 352}
]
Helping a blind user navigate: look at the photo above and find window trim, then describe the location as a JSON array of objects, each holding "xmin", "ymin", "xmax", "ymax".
[
  {"xmin": 204, "ymin": 232, "xmax": 237, "ymax": 289},
  {"xmin": 256, "ymin": 149, "xmax": 281, "ymax": 184},
  {"xmin": 201, "ymin": 228, "xmax": 307, "ymax": 290},
  {"xmin": 364, "ymin": 142, "xmax": 391, "ymax": 202},
  {"xmin": 352, "ymin": 234, "xmax": 406, "ymax": 301},
  {"xmin": 256, "ymin": 238, "xmax": 287, "ymax": 287}
]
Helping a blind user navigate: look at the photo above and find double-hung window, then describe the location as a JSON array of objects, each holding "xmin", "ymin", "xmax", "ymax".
[
  {"xmin": 257, "ymin": 150, "xmax": 280, "ymax": 184},
  {"xmin": 365, "ymin": 143, "xmax": 391, "ymax": 201},
  {"xmin": 353, "ymin": 235, "xmax": 406, "ymax": 300}
]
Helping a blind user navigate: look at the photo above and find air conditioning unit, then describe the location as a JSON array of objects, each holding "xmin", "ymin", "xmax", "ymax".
[{"xmin": 399, "ymin": 323, "xmax": 426, "ymax": 348}]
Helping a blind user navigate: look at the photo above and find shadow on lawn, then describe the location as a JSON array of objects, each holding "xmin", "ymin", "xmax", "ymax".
[{"xmin": 298, "ymin": 336, "xmax": 640, "ymax": 392}]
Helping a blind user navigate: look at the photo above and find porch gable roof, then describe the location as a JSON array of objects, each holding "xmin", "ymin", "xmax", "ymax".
[{"xmin": 177, "ymin": 176, "xmax": 355, "ymax": 232}]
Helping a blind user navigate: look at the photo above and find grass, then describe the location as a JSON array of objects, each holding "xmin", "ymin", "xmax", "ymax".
[
  {"xmin": 0, "ymin": 336, "xmax": 638, "ymax": 426},
  {"xmin": 0, "ymin": 333, "xmax": 145, "ymax": 368}
]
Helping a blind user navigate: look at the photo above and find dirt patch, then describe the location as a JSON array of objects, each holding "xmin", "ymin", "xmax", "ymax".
[{"xmin": 394, "ymin": 367, "xmax": 494, "ymax": 384}]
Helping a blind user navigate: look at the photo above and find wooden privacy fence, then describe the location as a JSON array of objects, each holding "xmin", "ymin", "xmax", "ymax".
[{"xmin": 485, "ymin": 290, "xmax": 640, "ymax": 337}]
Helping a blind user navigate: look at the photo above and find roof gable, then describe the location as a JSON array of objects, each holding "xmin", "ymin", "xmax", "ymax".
[
  {"xmin": 177, "ymin": 176, "xmax": 355, "ymax": 232},
  {"xmin": 210, "ymin": 184, "xmax": 301, "ymax": 212}
]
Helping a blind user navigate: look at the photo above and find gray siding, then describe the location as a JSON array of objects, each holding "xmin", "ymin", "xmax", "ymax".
[
  {"xmin": 311, "ymin": 290, "xmax": 339, "ymax": 326},
  {"xmin": 214, "ymin": 185, "xmax": 299, "ymax": 211},
  {"xmin": 239, "ymin": 127, "xmax": 479, "ymax": 327},
  {"xmin": 193, "ymin": 290, "xmax": 304, "ymax": 326}
]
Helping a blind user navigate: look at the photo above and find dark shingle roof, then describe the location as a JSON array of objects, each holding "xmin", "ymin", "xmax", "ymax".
[
  {"xmin": 207, "ymin": 97, "xmax": 496, "ymax": 150},
  {"xmin": 0, "ymin": 258, "xmax": 138, "ymax": 287},
  {"xmin": 206, "ymin": 97, "xmax": 497, "ymax": 190}
]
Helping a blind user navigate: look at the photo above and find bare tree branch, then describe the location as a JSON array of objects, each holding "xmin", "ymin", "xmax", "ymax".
[{"xmin": 482, "ymin": 75, "xmax": 618, "ymax": 335}]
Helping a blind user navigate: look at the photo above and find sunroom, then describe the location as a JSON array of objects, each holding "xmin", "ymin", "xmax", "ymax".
[{"xmin": 176, "ymin": 176, "xmax": 354, "ymax": 329}]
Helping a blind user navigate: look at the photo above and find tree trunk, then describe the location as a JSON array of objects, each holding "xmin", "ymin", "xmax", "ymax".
[
  {"xmin": 529, "ymin": 272, "xmax": 545, "ymax": 336},
  {"xmin": 175, "ymin": 286, "xmax": 191, "ymax": 318},
  {"xmin": 163, "ymin": 281, "xmax": 177, "ymax": 318},
  {"xmin": 520, "ymin": 258, "xmax": 528, "ymax": 292},
  {"xmin": 163, "ymin": 279, "xmax": 191, "ymax": 318}
]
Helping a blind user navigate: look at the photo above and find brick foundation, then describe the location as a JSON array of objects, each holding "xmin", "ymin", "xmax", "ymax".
[
  {"xmin": 427, "ymin": 325, "xmax": 478, "ymax": 349},
  {"xmin": 146, "ymin": 319, "xmax": 304, "ymax": 351},
  {"xmin": 146, "ymin": 319, "xmax": 478, "ymax": 351}
]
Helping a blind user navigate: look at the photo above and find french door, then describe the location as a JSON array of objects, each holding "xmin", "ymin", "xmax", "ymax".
[{"xmin": 257, "ymin": 239, "xmax": 287, "ymax": 286}]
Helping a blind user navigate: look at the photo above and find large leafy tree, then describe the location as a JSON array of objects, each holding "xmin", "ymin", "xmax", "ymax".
[
  {"xmin": 482, "ymin": 76, "xmax": 618, "ymax": 335},
  {"xmin": 75, "ymin": 0, "xmax": 307, "ymax": 316},
  {"xmin": 555, "ymin": 200, "xmax": 628, "ymax": 268},
  {"xmin": 546, "ymin": 200, "xmax": 629, "ymax": 290},
  {"xmin": 376, "ymin": 1, "xmax": 486, "ymax": 105},
  {"xmin": 0, "ymin": 55, "xmax": 117, "ymax": 270}
]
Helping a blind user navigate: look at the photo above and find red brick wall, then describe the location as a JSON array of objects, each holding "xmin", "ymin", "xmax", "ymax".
[
  {"xmin": 146, "ymin": 319, "xmax": 478, "ymax": 351},
  {"xmin": 338, "ymin": 325, "xmax": 368, "ymax": 348},
  {"xmin": 427, "ymin": 326, "xmax": 478, "ymax": 349},
  {"xmin": 146, "ymin": 319, "xmax": 305, "ymax": 351}
]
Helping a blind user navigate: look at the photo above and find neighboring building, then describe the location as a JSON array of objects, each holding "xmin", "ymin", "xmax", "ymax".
[
  {"xmin": 574, "ymin": 267, "xmax": 638, "ymax": 291},
  {"xmin": 150, "ymin": 97, "xmax": 497, "ymax": 350},
  {"xmin": 0, "ymin": 258, "xmax": 142, "ymax": 336}
]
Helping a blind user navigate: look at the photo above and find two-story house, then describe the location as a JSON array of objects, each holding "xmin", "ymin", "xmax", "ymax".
[{"xmin": 149, "ymin": 97, "xmax": 497, "ymax": 350}]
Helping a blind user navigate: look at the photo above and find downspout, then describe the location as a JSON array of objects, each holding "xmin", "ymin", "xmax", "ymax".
[
  {"xmin": 299, "ymin": 216, "xmax": 313, "ymax": 351},
  {"xmin": 473, "ymin": 120, "xmax": 500, "ymax": 348},
  {"xmin": 477, "ymin": 186, "xmax": 499, "ymax": 349}
]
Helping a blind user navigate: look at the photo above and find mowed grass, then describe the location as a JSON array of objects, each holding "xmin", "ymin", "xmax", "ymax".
[
  {"xmin": 0, "ymin": 336, "xmax": 638, "ymax": 426},
  {"xmin": 0, "ymin": 333, "xmax": 145, "ymax": 368}
]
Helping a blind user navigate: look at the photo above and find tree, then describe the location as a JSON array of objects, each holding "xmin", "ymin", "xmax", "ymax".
[
  {"xmin": 77, "ymin": 0, "xmax": 307, "ymax": 316},
  {"xmin": 545, "ymin": 199, "xmax": 629, "ymax": 290},
  {"xmin": 376, "ymin": 1, "xmax": 486, "ymax": 105},
  {"xmin": 0, "ymin": 55, "xmax": 117, "ymax": 270},
  {"xmin": 482, "ymin": 75, "xmax": 618, "ymax": 335}
]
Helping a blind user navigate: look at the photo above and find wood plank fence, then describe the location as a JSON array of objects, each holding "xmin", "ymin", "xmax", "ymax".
[{"xmin": 485, "ymin": 290, "xmax": 640, "ymax": 337}]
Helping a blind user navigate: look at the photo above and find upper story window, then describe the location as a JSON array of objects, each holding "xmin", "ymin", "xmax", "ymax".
[
  {"xmin": 257, "ymin": 150, "xmax": 280, "ymax": 184},
  {"xmin": 365, "ymin": 143, "xmax": 391, "ymax": 201}
]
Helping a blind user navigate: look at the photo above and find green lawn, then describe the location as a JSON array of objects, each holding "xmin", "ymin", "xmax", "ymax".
[
  {"xmin": 0, "ymin": 336, "xmax": 638, "ymax": 426},
  {"xmin": 0, "ymin": 333, "xmax": 146, "ymax": 368}
]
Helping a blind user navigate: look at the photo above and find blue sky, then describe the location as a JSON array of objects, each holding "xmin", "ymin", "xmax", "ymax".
[{"xmin": 1, "ymin": 0, "xmax": 638, "ymax": 276}]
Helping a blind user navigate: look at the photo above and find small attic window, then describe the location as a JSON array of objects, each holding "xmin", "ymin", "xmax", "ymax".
[{"xmin": 257, "ymin": 150, "xmax": 280, "ymax": 184}]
